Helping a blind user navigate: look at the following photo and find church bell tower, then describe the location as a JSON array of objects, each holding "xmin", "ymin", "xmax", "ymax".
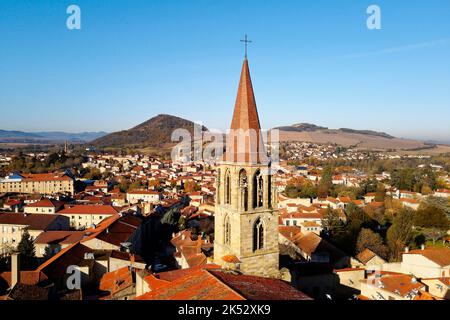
[{"xmin": 214, "ymin": 56, "xmax": 279, "ymax": 278}]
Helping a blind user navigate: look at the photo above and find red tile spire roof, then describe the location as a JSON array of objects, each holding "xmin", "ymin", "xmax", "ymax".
[
  {"xmin": 225, "ymin": 58, "xmax": 268, "ymax": 164},
  {"xmin": 230, "ymin": 59, "xmax": 261, "ymax": 134}
]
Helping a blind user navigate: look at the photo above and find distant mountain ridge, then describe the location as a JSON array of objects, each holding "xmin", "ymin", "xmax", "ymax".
[
  {"xmin": 2, "ymin": 118, "xmax": 445, "ymax": 152},
  {"xmin": 275, "ymin": 122, "xmax": 431, "ymax": 151},
  {"xmin": 275, "ymin": 123, "xmax": 328, "ymax": 132},
  {"xmin": 274, "ymin": 123, "xmax": 394, "ymax": 139},
  {"xmin": 35, "ymin": 131, "xmax": 108, "ymax": 142},
  {"xmin": 0, "ymin": 130, "xmax": 107, "ymax": 143},
  {"xmin": 92, "ymin": 114, "xmax": 208, "ymax": 148},
  {"xmin": 0, "ymin": 130, "xmax": 43, "ymax": 139}
]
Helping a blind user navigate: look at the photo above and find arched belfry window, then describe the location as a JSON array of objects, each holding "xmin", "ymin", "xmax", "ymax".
[
  {"xmin": 268, "ymin": 172, "xmax": 272, "ymax": 209},
  {"xmin": 216, "ymin": 168, "xmax": 221, "ymax": 204},
  {"xmin": 252, "ymin": 170, "xmax": 263, "ymax": 209},
  {"xmin": 253, "ymin": 218, "xmax": 264, "ymax": 251},
  {"xmin": 239, "ymin": 169, "xmax": 248, "ymax": 211},
  {"xmin": 224, "ymin": 215, "xmax": 231, "ymax": 245},
  {"xmin": 225, "ymin": 169, "xmax": 231, "ymax": 205}
]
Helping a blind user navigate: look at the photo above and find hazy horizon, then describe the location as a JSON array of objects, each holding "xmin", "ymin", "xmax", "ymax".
[{"xmin": 2, "ymin": 115, "xmax": 450, "ymax": 144}]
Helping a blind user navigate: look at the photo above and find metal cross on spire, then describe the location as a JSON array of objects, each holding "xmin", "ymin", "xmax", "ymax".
[{"xmin": 240, "ymin": 34, "xmax": 252, "ymax": 59}]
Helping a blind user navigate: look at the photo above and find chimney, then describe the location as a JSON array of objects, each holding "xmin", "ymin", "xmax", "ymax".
[
  {"xmin": 404, "ymin": 246, "xmax": 409, "ymax": 253},
  {"xmin": 11, "ymin": 253, "xmax": 20, "ymax": 289}
]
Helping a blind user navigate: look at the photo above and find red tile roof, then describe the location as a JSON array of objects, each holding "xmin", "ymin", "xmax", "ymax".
[
  {"xmin": 221, "ymin": 255, "xmax": 241, "ymax": 263},
  {"xmin": 209, "ymin": 270, "xmax": 312, "ymax": 300},
  {"xmin": 279, "ymin": 226, "xmax": 303, "ymax": 241},
  {"xmin": 136, "ymin": 269, "xmax": 244, "ymax": 300},
  {"xmin": 99, "ymin": 266, "xmax": 133, "ymax": 297},
  {"xmin": 291, "ymin": 232, "xmax": 348, "ymax": 263},
  {"xmin": 171, "ymin": 230, "xmax": 207, "ymax": 268},
  {"xmin": 366, "ymin": 274, "xmax": 425, "ymax": 297},
  {"xmin": 153, "ymin": 264, "xmax": 220, "ymax": 283},
  {"xmin": 21, "ymin": 173, "xmax": 72, "ymax": 182},
  {"xmin": 34, "ymin": 231, "xmax": 84, "ymax": 245},
  {"xmin": 136, "ymin": 268, "xmax": 311, "ymax": 300},
  {"xmin": 224, "ymin": 59, "xmax": 267, "ymax": 164},
  {"xmin": 58, "ymin": 205, "xmax": 118, "ymax": 215},
  {"xmin": 37, "ymin": 243, "xmax": 93, "ymax": 278},
  {"xmin": 356, "ymin": 248, "xmax": 378, "ymax": 264},
  {"xmin": 127, "ymin": 190, "xmax": 160, "ymax": 195},
  {"xmin": 0, "ymin": 270, "xmax": 48, "ymax": 287},
  {"xmin": 0, "ymin": 213, "xmax": 62, "ymax": 230},
  {"xmin": 5, "ymin": 198, "xmax": 22, "ymax": 206},
  {"xmin": 26, "ymin": 198, "xmax": 64, "ymax": 209}
]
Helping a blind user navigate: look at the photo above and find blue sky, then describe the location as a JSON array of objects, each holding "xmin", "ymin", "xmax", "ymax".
[{"xmin": 0, "ymin": 0, "xmax": 449, "ymax": 141}]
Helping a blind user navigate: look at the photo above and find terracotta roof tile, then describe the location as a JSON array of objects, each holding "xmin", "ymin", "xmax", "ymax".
[
  {"xmin": 34, "ymin": 231, "xmax": 84, "ymax": 245},
  {"xmin": 136, "ymin": 268, "xmax": 311, "ymax": 300},
  {"xmin": 356, "ymin": 248, "xmax": 378, "ymax": 264},
  {"xmin": 0, "ymin": 213, "xmax": 63, "ymax": 231},
  {"xmin": 209, "ymin": 270, "xmax": 312, "ymax": 300},
  {"xmin": 366, "ymin": 274, "xmax": 425, "ymax": 297},
  {"xmin": 26, "ymin": 198, "xmax": 65, "ymax": 209},
  {"xmin": 224, "ymin": 59, "xmax": 268, "ymax": 164},
  {"xmin": 99, "ymin": 266, "xmax": 133, "ymax": 297},
  {"xmin": 58, "ymin": 205, "xmax": 118, "ymax": 215}
]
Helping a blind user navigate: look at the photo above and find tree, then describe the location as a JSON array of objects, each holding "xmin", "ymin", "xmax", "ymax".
[
  {"xmin": 374, "ymin": 184, "xmax": 386, "ymax": 202},
  {"xmin": 360, "ymin": 179, "xmax": 379, "ymax": 195},
  {"xmin": 356, "ymin": 228, "xmax": 388, "ymax": 259},
  {"xmin": 184, "ymin": 180, "xmax": 200, "ymax": 193},
  {"xmin": 414, "ymin": 203, "xmax": 450, "ymax": 230},
  {"xmin": 178, "ymin": 216, "xmax": 187, "ymax": 231},
  {"xmin": 299, "ymin": 181, "xmax": 317, "ymax": 199},
  {"xmin": 390, "ymin": 168, "xmax": 417, "ymax": 191},
  {"xmin": 423, "ymin": 228, "xmax": 446, "ymax": 244},
  {"xmin": 421, "ymin": 184, "xmax": 433, "ymax": 196},
  {"xmin": 148, "ymin": 179, "xmax": 161, "ymax": 190},
  {"xmin": 161, "ymin": 207, "xmax": 181, "ymax": 227},
  {"xmin": 17, "ymin": 229, "xmax": 36, "ymax": 270},
  {"xmin": 321, "ymin": 207, "xmax": 342, "ymax": 236},
  {"xmin": 284, "ymin": 185, "xmax": 299, "ymax": 198},
  {"xmin": 424, "ymin": 196, "xmax": 450, "ymax": 218},
  {"xmin": 318, "ymin": 165, "xmax": 333, "ymax": 198},
  {"xmin": 84, "ymin": 168, "xmax": 102, "ymax": 180},
  {"xmin": 118, "ymin": 180, "xmax": 130, "ymax": 193},
  {"xmin": 346, "ymin": 203, "xmax": 369, "ymax": 231},
  {"xmin": 129, "ymin": 180, "xmax": 144, "ymax": 191},
  {"xmin": 387, "ymin": 208, "xmax": 414, "ymax": 261}
]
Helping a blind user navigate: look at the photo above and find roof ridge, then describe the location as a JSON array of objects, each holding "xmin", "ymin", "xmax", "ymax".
[{"xmin": 205, "ymin": 270, "xmax": 246, "ymax": 300}]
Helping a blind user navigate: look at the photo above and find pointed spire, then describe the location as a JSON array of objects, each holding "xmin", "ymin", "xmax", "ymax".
[
  {"xmin": 230, "ymin": 58, "xmax": 261, "ymax": 133},
  {"xmin": 225, "ymin": 59, "xmax": 268, "ymax": 164}
]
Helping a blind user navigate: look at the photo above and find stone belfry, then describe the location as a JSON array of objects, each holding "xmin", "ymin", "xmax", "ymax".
[{"xmin": 214, "ymin": 57, "xmax": 279, "ymax": 278}]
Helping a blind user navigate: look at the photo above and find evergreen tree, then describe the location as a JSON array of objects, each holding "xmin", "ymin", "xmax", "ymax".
[
  {"xmin": 317, "ymin": 165, "xmax": 333, "ymax": 198},
  {"xmin": 387, "ymin": 208, "xmax": 414, "ymax": 261},
  {"xmin": 17, "ymin": 229, "xmax": 36, "ymax": 270}
]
